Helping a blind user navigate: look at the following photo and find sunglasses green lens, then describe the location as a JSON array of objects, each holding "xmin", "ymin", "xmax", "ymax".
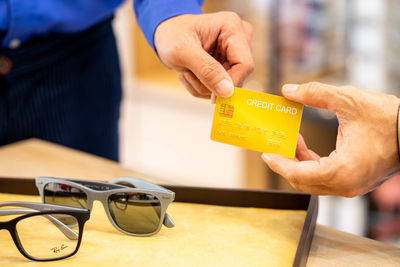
[
  {"xmin": 44, "ymin": 182, "xmax": 88, "ymax": 220},
  {"xmin": 108, "ymin": 192, "xmax": 161, "ymax": 234}
]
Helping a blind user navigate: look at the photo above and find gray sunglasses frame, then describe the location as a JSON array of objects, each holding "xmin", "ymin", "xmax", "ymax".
[{"xmin": 35, "ymin": 177, "xmax": 175, "ymax": 237}]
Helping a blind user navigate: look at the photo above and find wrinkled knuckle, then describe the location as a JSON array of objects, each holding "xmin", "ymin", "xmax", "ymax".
[
  {"xmin": 199, "ymin": 61, "xmax": 221, "ymax": 82},
  {"xmin": 338, "ymin": 86, "xmax": 355, "ymax": 98},
  {"xmin": 302, "ymin": 82, "xmax": 320, "ymax": 98},
  {"xmin": 304, "ymin": 81, "xmax": 322, "ymax": 89},
  {"xmin": 223, "ymin": 11, "xmax": 241, "ymax": 21},
  {"xmin": 337, "ymin": 86, "xmax": 360, "ymax": 109},
  {"xmin": 335, "ymin": 87, "xmax": 346, "ymax": 97},
  {"xmin": 219, "ymin": 12, "xmax": 242, "ymax": 29},
  {"xmin": 285, "ymin": 170, "xmax": 299, "ymax": 184},
  {"xmin": 199, "ymin": 88, "xmax": 211, "ymax": 96},
  {"xmin": 243, "ymin": 61, "xmax": 255, "ymax": 74}
]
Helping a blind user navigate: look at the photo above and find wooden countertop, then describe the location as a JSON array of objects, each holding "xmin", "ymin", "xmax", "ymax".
[{"xmin": 0, "ymin": 139, "xmax": 399, "ymax": 266}]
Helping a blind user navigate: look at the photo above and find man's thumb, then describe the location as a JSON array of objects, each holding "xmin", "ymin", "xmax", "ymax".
[
  {"xmin": 282, "ymin": 82, "xmax": 342, "ymax": 112},
  {"xmin": 184, "ymin": 48, "xmax": 234, "ymax": 97}
]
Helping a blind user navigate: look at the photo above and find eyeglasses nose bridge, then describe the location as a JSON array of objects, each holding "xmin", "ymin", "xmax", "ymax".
[
  {"xmin": 0, "ymin": 223, "xmax": 17, "ymax": 240},
  {"xmin": 0, "ymin": 221, "xmax": 8, "ymax": 230}
]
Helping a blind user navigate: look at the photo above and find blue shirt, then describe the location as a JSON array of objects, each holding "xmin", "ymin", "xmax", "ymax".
[{"xmin": 0, "ymin": 0, "xmax": 203, "ymax": 49}]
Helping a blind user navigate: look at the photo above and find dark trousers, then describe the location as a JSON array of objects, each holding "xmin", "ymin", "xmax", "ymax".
[{"xmin": 0, "ymin": 18, "xmax": 122, "ymax": 161}]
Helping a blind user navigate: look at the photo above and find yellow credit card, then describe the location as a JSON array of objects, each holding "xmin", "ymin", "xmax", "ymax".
[{"xmin": 210, "ymin": 87, "xmax": 303, "ymax": 158}]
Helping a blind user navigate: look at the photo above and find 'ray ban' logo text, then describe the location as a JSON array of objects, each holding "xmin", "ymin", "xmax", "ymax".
[{"xmin": 51, "ymin": 244, "xmax": 68, "ymax": 253}]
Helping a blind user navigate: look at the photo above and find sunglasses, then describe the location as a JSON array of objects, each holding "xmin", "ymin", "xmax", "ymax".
[
  {"xmin": 0, "ymin": 201, "xmax": 90, "ymax": 261},
  {"xmin": 35, "ymin": 177, "xmax": 175, "ymax": 236}
]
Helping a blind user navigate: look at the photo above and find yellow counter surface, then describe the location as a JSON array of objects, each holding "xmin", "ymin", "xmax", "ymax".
[{"xmin": 0, "ymin": 193, "xmax": 306, "ymax": 266}]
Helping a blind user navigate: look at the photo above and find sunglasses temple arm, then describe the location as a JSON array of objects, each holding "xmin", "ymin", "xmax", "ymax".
[
  {"xmin": 44, "ymin": 214, "xmax": 79, "ymax": 240},
  {"xmin": 109, "ymin": 177, "xmax": 173, "ymax": 194},
  {"xmin": 0, "ymin": 209, "xmax": 38, "ymax": 216},
  {"xmin": 0, "ymin": 201, "xmax": 83, "ymax": 212},
  {"xmin": 0, "ymin": 209, "xmax": 79, "ymax": 240},
  {"xmin": 0, "ymin": 201, "xmax": 58, "ymax": 211},
  {"xmin": 163, "ymin": 213, "xmax": 175, "ymax": 228}
]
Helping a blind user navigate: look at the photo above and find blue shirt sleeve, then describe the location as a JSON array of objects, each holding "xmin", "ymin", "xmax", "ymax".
[{"xmin": 134, "ymin": 0, "xmax": 204, "ymax": 51}]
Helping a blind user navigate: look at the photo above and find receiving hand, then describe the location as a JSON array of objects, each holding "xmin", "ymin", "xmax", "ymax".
[
  {"xmin": 154, "ymin": 12, "xmax": 254, "ymax": 101},
  {"xmin": 262, "ymin": 82, "xmax": 400, "ymax": 197}
]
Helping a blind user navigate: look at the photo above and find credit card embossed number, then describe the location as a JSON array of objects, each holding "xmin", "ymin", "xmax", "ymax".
[{"xmin": 211, "ymin": 87, "xmax": 304, "ymax": 158}]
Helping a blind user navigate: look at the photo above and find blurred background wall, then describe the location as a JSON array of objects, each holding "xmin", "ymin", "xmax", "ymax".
[{"xmin": 112, "ymin": 0, "xmax": 400, "ymax": 246}]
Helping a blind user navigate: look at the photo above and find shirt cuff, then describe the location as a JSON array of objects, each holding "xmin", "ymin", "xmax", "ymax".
[{"xmin": 133, "ymin": 0, "xmax": 203, "ymax": 51}]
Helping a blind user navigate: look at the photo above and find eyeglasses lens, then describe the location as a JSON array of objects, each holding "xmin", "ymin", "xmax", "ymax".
[
  {"xmin": 108, "ymin": 192, "xmax": 161, "ymax": 234},
  {"xmin": 16, "ymin": 213, "xmax": 79, "ymax": 260}
]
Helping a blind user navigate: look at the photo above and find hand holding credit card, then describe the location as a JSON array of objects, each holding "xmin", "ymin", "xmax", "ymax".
[{"xmin": 211, "ymin": 87, "xmax": 304, "ymax": 158}]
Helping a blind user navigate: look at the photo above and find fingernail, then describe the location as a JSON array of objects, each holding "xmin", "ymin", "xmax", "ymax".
[
  {"xmin": 215, "ymin": 79, "xmax": 234, "ymax": 97},
  {"xmin": 262, "ymin": 153, "xmax": 271, "ymax": 162},
  {"xmin": 282, "ymin": 84, "xmax": 299, "ymax": 96}
]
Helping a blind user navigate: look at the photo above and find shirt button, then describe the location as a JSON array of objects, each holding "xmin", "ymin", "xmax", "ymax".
[
  {"xmin": 0, "ymin": 56, "xmax": 12, "ymax": 75},
  {"xmin": 9, "ymin": 38, "xmax": 21, "ymax": 49}
]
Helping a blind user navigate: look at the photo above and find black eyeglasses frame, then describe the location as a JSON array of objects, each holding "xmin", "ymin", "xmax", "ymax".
[{"xmin": 0, "ymin": 201, "xmax": 90, "ymax": 261}]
